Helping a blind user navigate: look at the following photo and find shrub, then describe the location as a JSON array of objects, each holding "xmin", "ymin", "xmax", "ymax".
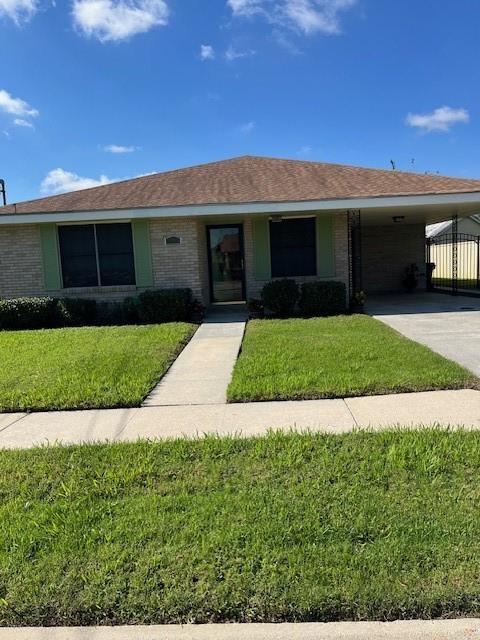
[
  {"xmin": 138, "ymin": 288, "xmax": 193, "ymax": 323},
  {"xmin": 261, "ymin": 279, "xmax": 299, "ymax": 317},
  {"xmin": 60, "ymin": 298, "xmax": 97, "ymax": 326},
  {"xmin": 122, "ymin": 297, "xmax": 141, "ymax": 324},
  {"xmin": 0, "ymin": 297, "xmax": 63, "ymax": 330},
  {"xmin": 298, "ymin": 281, "xmax": 347, "ymax": 317},
  {"xmin": 0, "ymin": 288, "xmax": 194, "ymax": 331}
]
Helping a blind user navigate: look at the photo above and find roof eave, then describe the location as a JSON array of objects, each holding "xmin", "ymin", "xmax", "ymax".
[{"xmin": 1, "ymin": 190, "xmax": 480, "ymax": 225}]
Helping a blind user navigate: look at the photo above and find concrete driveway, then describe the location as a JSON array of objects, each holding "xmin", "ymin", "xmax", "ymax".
[{"xmin": 367, "ymin": 292, "xmax": 480, "ymax": 375}]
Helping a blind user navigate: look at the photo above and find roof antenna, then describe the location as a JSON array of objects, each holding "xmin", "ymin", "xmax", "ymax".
[
  {"xmin": 0, "ymin": 179, "xmax": 6, "ymax": 206},
  {"xmin": 390, "ymin": 159, "xmax": 396, "ymax": 171}
]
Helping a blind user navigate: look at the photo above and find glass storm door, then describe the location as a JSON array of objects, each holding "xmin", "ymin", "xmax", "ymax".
[{"xmin": 207, "ymin": 225, "xmax": 245, "ymax": 302}]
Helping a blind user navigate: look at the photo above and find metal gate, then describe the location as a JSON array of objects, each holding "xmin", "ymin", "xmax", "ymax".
[{"xmin": 426, "ymin": 232, "xmax": 480, "ymax": 295}]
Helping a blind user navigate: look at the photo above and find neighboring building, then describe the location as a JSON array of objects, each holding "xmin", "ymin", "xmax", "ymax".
[
  {"xmin": 426, "ymin": 214, "xmax": 480, "ymax": 238},
  {"xmin": 1, "ymin": 156, "xmax": 480, "ymax": 304},
  {"xmin": 426, "ymin": 214, "xmax": 480, "ymax": 286}
]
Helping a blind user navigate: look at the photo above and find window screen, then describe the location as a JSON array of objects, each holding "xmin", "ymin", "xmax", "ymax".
[
  {"xmin": 58, "ymin": 225, "xmax": 98, "ymax": 288},
  {"xmin": 96, "ymin": 223, "xmax": 135, "ymax": 286},
  {"xmin": 270, "ymin": 218, "xmax": 316, "ymax": 278},
  {"xmin": 58, "ymin": 223, "xmax": 135, "ymax": 288}
]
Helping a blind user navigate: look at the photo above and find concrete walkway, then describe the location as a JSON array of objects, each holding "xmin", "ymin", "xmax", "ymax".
[
  {"xmin": 144, "ymin": 309, "xmax": 246, "ymax": 406},
  {"xmin": 0, "ymin": 389, "xmax": 479, "ymax": 449},
  {"xmin": 367, "ymin": 292, "xmax": 480, "ymax": 376},
  {"xmin": 2, "ymin": 620, "xmax": 480, "ymax": 639}
]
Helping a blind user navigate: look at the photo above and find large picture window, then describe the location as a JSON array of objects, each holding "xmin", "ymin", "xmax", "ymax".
[
  {"xmin": 270, "ymin": 217, "xmax": 316, "ymax": 278},
  {"xmin": 58, "ymin": 223, "xmax": 135, "ymax": 288}
]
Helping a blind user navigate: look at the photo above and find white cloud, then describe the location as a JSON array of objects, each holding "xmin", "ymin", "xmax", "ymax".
[
  {"xmin": 406, "ymin": 106, "xmax": 470, "ymax": 133},
  {"xmin": 239, "ymin": 120, "xmax": 255, "ymax": 134},
  {"xmin": 227, "ymin": 0, "xmax": 357, "ymax": 35},
  {"xmin": 13, "ymin": 118, "xmax": 34, "ymax": 128},
  {"xmin": 200, "ymin": 44, "xmax": 215, "ymax": 60},
  {"xmin": 72, "ymin": 0, "xmax": 169, "ymax": 42},
  {"xmin": 103, "ymin": 143, "xmax": 136, "ymax": 153},
  {"xmin": 225, "ymin": 45, "xmax": 256, "ymax": 60},
  {"xmin": 41, "ymin": 168, "xmax": 113, "ymax": 195},
  {"xmin": 296, "ymin": 144, "xmax": 312, "ymax": 155},
  {"xmin": 0, "ymin": 89, "xmax": 39, "ymax": 118},
  {"xmin": 0, "ymin": 0, "xmax": 38, "ymax": 24}
]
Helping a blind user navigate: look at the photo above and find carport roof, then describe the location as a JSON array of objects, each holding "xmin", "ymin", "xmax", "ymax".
[{"xmin": 2, "ymin": 155, "xmax": 480, "ymax": 216}]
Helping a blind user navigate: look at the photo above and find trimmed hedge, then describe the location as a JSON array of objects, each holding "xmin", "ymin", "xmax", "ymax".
[
  {"xmin": 0, "ymin": 297, "xmax": 62, "ymax": 330},
  {"xmin": 138, "ymin": 288, "xmax": 192, "ymax": 323},
  {"xmin": 261, "ymin": 279, "xmax": 299, "ymax": 317},
  {"xmin": 260, "ymin": 279, "xmax": 347, "ymax": 318},
  {"xmin": 299, "ymin": 281, "xmax": 347, "ymax": 317},
  {"xmin": 0, "ymin": 288, "xmax": 194, "ymax": 331}
]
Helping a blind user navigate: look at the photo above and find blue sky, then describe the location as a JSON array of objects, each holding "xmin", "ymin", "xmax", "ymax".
[{"xmin": 1, "ymin": 0, "xmax": 479, "ymax": 203}]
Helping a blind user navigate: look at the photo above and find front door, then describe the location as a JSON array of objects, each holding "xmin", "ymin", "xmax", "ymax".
[{"xmin": 207, "ymin": 224, "xmax": 246, "ymax": 302}]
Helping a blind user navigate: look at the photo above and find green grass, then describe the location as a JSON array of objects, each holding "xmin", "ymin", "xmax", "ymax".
[
  {"xmin": 227, "ymin": 315, "xmax": 477, "ymax": 402},
  {"xmin": 2, "ymin": 429, "xmax": 480, "ymax": 625},
  {"xmin": 0, "ymin": 323, "xmax": 194, "ymax": 411},
  {"xmin": 432, "ymin": 277, "xmax": 480, "ymax": 289}
]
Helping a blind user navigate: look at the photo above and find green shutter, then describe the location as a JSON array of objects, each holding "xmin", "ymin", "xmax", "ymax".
[
  {"xmin": 39, "ymin": 224, "xmax": 61, "ymax": 290},
  {"xmin": 316, "ymin": 215, "xmax": 335, "ymax": 277},
  {"xmin": 132, "ymin": 219, "xmax": 153, "ymax": 287},
  {"xmin": 252, "ymin": 217, "xmax": 271, "ymax": 280}
]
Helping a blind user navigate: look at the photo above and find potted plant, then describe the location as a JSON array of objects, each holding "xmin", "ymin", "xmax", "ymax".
[
  {"xmin": 247, "ymin": 298, "xmax": 264, "ymax": 319},
  {"xmin": 402, "ymin": 263, "xmax": 419, "ymax": 292},
  {"xmin": 351, "ymin": 290, "xmax": 366, "ymax": 313}
]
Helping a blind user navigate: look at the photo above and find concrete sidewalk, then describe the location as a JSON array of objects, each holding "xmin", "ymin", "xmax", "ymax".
[
  {"xmin": 0, "ymin": 389, "xmax": 478, "ymax": 449},
  {"xmin": 144, "ymin": 311, "xmax": 246, "ymax": 406},
  {"xmin": 1, "ymin": 620, "xmax": 480, "ymax": 639}
]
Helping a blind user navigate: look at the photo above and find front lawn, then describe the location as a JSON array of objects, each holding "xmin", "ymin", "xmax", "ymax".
[
  {"xmin": 2, "ymin": 429, "xmax": 480, "ymax": 625},
  {"xmin": 0, "ymin": 323, "xmax": 194, "ymax": 411},
  {"xmin": 227, "ymin": 315, "xmax": 477, "ymax": 402}
]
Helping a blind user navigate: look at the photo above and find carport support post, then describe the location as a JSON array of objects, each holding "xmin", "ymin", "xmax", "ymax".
[
  {"xmin": 347, "ymin": 209, "xmax": 362, "ymax": 304},
  {"xmin": 451, "ymin": 213, "xmax": 458, "ymax": 296},
  {"xmin": 477, "ymin": 237, "xmax": 480, "ymax": 290}
]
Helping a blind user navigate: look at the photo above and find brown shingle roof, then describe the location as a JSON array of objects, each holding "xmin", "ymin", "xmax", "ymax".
[{"xmin": 3, "ymin": 155, "xmax": 480, "ymax": 215}]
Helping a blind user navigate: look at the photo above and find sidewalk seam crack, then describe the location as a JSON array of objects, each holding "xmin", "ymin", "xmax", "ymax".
[
  {"xmin": 343, "ymin": 399, "xmax": 359, "ymax": 428},
  {"xmin": 0, "ymin": 413, "xmax": 29, "ymax": 435}
]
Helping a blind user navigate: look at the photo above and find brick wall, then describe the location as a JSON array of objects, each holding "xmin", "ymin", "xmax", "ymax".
[
  {"xmin": 0, "ymin": 214, "xmax": 351, "ymax": 305},
  {"xmin": 0, "ymin": 219, "xmax": 208, "ymax": 303},
  {"xmin": 150, "ymin": 218, "xmax": 204, "ymax": 300},
  {"xmin": 243, "ymin": 213, "xmax": 350, "ymax": 300},
  {"xmin": 0, "ymin": 225, "xmax": 45, "ymax": 297},
  {"xmin": 361, "ymin": 223, "xmax": 426, "ymax": 293}
]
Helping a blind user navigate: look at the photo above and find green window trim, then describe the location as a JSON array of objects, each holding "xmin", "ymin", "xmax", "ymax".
[
  {"xmin": 252, "ymin": 217, "xmax": 271, "ymax": 280},
  {"xmin": 132, "ymin": 219, "xmax": 154, "ymax": 287},
  {"xmin": 39, "ymin": 224, "xmax": 61, "ymax": 290},
  {"xmin": 316, "ymin": 215, "xmax": 335, "ymax": 278}
]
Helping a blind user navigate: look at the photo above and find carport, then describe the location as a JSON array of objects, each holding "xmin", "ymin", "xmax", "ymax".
[{"xmin": 351, "ymin": 193, "xmax": 480, "ymax": 296}]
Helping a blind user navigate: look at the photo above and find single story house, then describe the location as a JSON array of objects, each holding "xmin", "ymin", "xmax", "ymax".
[{"xmin": 1, "ymin": 155, "xmax": 480, "ymax": 305}]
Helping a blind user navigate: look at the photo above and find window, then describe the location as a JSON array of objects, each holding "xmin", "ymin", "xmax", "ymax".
[
  {"xmin": 58, "ymin": 223, "xmax": 135, "ymax": 288},
  {"xmin": 270, "ymin": 217, "xmax": 316, "ymax": 278}
]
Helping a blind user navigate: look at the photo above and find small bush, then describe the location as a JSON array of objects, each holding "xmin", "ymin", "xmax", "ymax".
[
  {"xmin": 0, "ymin": 297, "xmax": 63, "ymax": 330},
  {"xmin": 60, "ymin": 298, "xmax": 97, "ymax": 326},
  {"xmin": 261, "ymin": 279, "xmax": 299, "ymax": 317},
  {"xmin": 138, "ymin": 288, "xmax": 193, "ymax": 323},
  {"xmin": 298, "ymin": 281, "xmax": 347, "ymax": 317}
]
